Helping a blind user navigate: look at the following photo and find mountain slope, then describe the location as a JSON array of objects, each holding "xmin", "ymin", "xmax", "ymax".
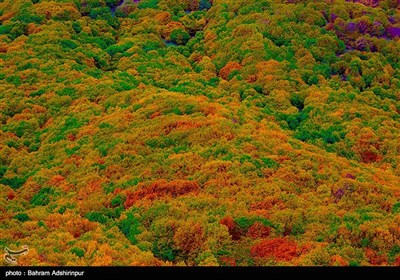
[{"xmin": 0, "ymin": 0, "xmax": 399, "ymax": 266}]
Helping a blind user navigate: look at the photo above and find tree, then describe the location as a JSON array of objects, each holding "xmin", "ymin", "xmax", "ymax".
[
  {"xmin": 170, "ymin": 28, "xmax": 191, "ymax": 45},
  {"xmin": 219, "ymin": 61, "xmax": 241, "ymax": 80},
  {"xmin": 174, "ymin": 221, "xmax": 205, "ymax": 262},
  {"xmin": 251, "ymin": 237, "xmax": 299, "ymax": 262}
]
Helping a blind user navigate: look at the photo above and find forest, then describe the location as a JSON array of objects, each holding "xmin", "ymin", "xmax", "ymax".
[{"xmin": 0, "ymin": 0, "xmax": 400, "ymax": 266}]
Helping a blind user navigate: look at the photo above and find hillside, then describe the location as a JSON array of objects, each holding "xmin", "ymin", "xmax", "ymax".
[{"xmin": 0, "ymin": 0, "xmax": 400, "ymax": 266}]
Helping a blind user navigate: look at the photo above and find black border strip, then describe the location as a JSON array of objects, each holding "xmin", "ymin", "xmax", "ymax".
[{"xmin": 0, "ymin": 266, "xmax": 399, "ymax": 279}]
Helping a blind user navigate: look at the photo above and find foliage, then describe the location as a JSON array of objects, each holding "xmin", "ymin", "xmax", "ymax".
[
  {"xmin": 0, "ymin": 0, "xmax": 399, "ymax": 267},
  {"xmin": 14, "ymin": 213, "xmax": 30, "ymax": 222}
]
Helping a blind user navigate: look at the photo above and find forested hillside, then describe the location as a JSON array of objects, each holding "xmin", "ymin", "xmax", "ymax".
[{"xmin": 1, "ymin": 0, "xmax": 400, "ymax": 266}]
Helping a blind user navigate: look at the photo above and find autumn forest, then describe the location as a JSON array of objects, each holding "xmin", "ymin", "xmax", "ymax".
[{"xmin": 1, "ymin": 0, "xmax": 400, "ymax": 266}]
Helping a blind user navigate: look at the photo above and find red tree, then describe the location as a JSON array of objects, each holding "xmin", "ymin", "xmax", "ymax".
[{"xmin": 251, "ymin": 238, "xmax": 298, "ymax": 262}]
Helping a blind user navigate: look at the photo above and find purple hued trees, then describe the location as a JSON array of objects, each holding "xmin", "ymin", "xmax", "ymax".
[{"xmin": 386, "ymin": 26, "xmax": 400, "ymax": 38}]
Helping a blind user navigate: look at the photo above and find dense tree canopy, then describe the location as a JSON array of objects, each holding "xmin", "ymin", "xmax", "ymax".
[{"xmin": 1, "ymin": 0, "xmax": 400, "ymax": 266}]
